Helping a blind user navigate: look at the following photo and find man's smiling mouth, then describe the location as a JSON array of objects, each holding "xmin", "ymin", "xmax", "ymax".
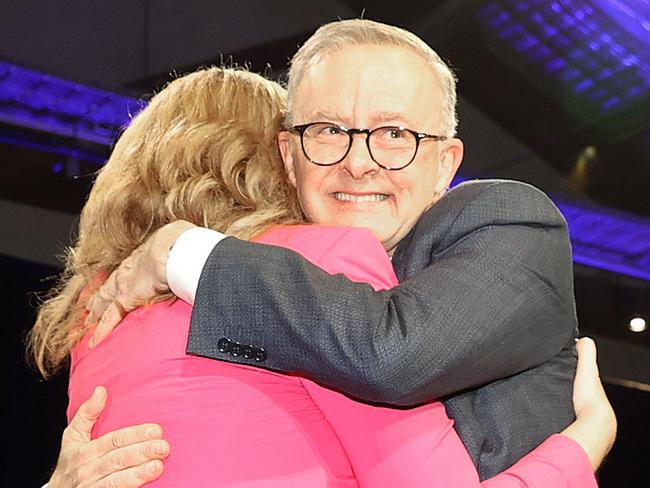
[{"xmin": 332, "ymin": 192, "xmax": 389, "ymax": 203}]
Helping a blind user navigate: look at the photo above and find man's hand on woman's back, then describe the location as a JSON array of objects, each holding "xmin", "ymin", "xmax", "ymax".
[
  {"xmin": 48, "ymin": 386, "xmax": 169, "ymax": 488},
  {"xmin": 562, "ymin": 337, "xmax": 617, "ymax": 470},
  {"xmin": 86, "ymin": 220, "xmax": 196, "ymax": 347}
]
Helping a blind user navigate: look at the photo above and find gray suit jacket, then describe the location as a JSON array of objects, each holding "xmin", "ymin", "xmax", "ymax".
[{"xmin": 187, "ymin": 179, "xmax": 577, "ymax": 479}]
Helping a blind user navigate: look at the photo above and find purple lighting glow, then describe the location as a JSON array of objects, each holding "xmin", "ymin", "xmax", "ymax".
[
  {"xmin": 558, "ymin": 200, "xmax": 650, "ymax": 282},
  {"xmin": 0, "ymin": 61, "xmax": 143, "ymax": 145},
  {"xmin": 476, "ymin": 0, "xmax": 650, "ymax": 116}
]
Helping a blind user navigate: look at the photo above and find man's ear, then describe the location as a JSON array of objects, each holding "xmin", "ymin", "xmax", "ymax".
[
  {"xmin": 434, "ymin": 137, "xmax": 464, "ymax": 194},
  {"xmin": 278, "ymin": 131, "xmax": 297, "ymax": 188}
]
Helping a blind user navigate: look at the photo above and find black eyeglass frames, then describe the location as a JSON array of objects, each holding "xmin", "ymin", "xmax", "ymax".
[{"xmin": 289, "ymin": 122, "xmax": 447, "ymax": 171}]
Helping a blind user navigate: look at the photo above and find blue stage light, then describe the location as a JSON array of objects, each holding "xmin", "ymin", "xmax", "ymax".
[
  {"xmin": 557, "ymin": 201, "xmax": 650, "ymax": 281},
  {"xmin": 476, "ymin": 0, "xmax": 650, "ymax": 117},
  {"xmin": 0, "ymin": 61, "xmax": 143, "ymax": 145}
]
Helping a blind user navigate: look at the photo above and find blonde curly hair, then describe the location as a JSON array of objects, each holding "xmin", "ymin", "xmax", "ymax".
[{"xmin": 28, "ymin": 67, "xmax": 303, "ymax": 377}]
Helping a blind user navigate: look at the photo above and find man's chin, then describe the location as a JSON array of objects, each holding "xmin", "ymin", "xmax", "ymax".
[
  {"xmin": 309, "ymin": 209, "xmax": 395, "ymax": 243},
  {"xmin": 330, "ymin": 217, "xmax": 378, "ymax": 230},
  {"xmin": 335, "ymin": 220, "xmax": 392, "ymax": 244}
]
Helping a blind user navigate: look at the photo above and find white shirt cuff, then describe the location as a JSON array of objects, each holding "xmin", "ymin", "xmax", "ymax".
[{"xmin": 167, "ymin": 227, "xmax": 227, "ymax": 304}]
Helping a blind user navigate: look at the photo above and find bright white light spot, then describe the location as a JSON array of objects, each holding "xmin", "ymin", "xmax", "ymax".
[{"xmin": 629, "ymin": 317, "xmax": 647, "ymax": 333}]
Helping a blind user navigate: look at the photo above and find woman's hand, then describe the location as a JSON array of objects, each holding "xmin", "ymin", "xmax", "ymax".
[
  {"xmin": 86, "ymin": 220, "xmax": 196, "ymax": 347},
  {"xmin": 561, "ymin": 337, "xmax": 617, "ymax": 470},
  {"xmin": 48, "ymin": 387, "xmax": 169, "ymax": 488}
]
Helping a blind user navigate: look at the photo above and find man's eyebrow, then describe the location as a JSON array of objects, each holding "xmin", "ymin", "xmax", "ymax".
[
  {"xmin": 311, "ymin": 111, "xmax": 343, "ymax": 122},
  {"xmin": 375, "ymin": 112, "xmax": 403, "ymax": 121},
  {"xmin": 373, "ymin": 112, "xmax": 413, "ymax": 125},
  {"xmin": 307, "ymin": 111, "xmax": 416, "ymax": 127}
]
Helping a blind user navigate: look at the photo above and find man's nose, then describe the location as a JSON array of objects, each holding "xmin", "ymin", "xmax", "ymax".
[{"xmin": 339, "ymin": 134, "xmax": 378, "ymax": 179}]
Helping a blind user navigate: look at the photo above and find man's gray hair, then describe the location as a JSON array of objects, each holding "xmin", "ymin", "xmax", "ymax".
[{"xmin": 286, "ymin": 19, "xmax": 458, "ymax": 136}]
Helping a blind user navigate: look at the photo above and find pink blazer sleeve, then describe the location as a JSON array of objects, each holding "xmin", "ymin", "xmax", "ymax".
[
  {"xmin": 303, "ymin": 381, "xmax": 597, "ymax": 488},
  {"xmin": 482, "ymin": 435, "xmax": 597, "ymax": 488},
  {"xmin": 256, "ymin": 225, "xmax": 597, "ymax": 488}
]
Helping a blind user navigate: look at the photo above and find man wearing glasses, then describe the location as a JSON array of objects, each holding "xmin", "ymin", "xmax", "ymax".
[{"xmin": 48, "ymin": 19, "xmax": 614, "ymax": 487}]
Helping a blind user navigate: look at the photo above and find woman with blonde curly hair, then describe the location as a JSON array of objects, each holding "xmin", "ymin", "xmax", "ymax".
[
  {"xmin": 34, "ymin": 68, "xmax": 600, "ymax": 487},
  {"xmin": 29, "ymin": 67, "xmax": 302, "ymax": 376}
]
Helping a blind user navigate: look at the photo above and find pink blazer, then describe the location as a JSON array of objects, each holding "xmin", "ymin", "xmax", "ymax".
[{"xmin": 68, "ymin": 225, "xmax": 596, "ymax": 487}]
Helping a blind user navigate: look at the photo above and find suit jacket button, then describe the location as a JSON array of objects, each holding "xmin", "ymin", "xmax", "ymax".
[
  {"xmin": 242, "ymin": 345, "xmax": 255, "ymax": 359},
  {"xmin": 217, "ymin": 338, "xmax": 231, "ymax": 353},
  {"xmin": 254, "ymin": 348, "xmax": 267, "ymax": 362},
  {"xmin": 230, "ymin": 342, "xmax": 242, "ymax": 357}
]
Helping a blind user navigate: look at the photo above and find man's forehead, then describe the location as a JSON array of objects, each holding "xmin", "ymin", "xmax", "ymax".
[{"xmin": 293, "ymin": 46, "xmax": 442, "ymax": 127}]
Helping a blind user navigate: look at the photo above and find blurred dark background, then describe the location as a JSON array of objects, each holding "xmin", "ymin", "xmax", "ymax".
[{"xmin": 2, "ymin": 1, "xmax": 648, "ymax": 486}]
